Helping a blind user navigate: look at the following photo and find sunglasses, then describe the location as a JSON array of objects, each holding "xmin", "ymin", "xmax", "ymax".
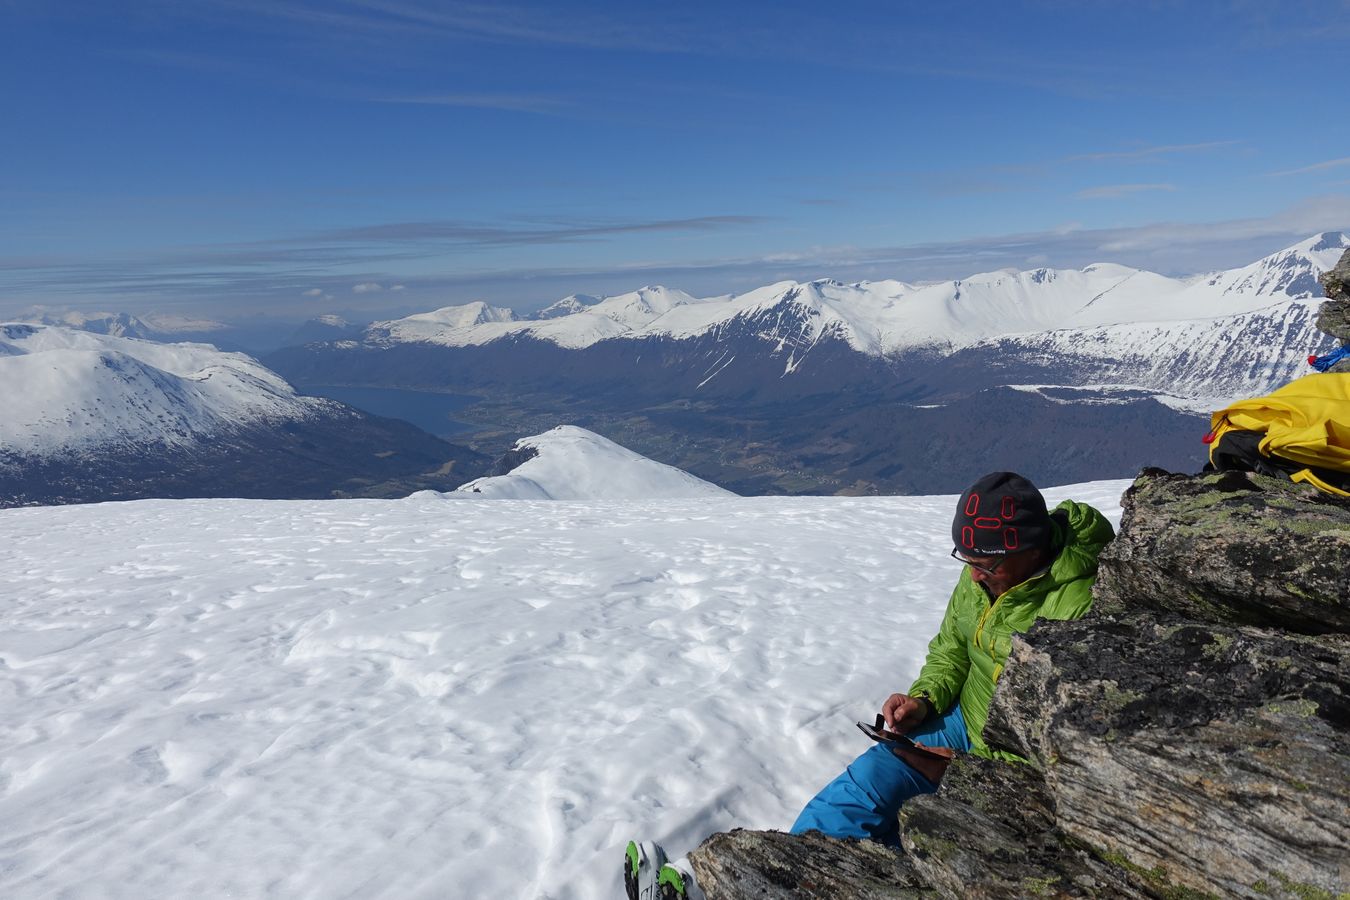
[{"xmin": 949, "ymin": 548, "xmax": 1008, "ymax": 577}]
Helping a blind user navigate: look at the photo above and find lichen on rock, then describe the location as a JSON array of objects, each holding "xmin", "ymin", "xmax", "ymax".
[
  {"xmin": 687, "ymin": 828, "xmax": 929, "ymax": 898},
  {"xmin": 1091, "ymin": 468, "xmax": 1350, "ymax": 634}
]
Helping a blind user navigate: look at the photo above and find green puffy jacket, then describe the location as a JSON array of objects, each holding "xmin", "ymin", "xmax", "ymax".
[{"xmin": 908, "ymin": 499, "xmax": 1115, "ymax": 760}]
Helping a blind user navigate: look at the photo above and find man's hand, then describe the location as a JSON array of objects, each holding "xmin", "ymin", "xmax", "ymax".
[{"xmin": 881, "ymin": 693, "xmax": 928, "ymax": 733}]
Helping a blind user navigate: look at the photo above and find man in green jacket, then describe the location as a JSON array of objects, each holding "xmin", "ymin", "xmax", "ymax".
[
  {"xmin": 789, "ymin": 471, "xmax": 1115, "ymax": 845},
  {"xmin": 626, "ymin": 472, "xmax": 1114, "ymax": 898}
]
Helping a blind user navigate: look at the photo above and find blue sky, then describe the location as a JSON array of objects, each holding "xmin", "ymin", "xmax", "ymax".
[{"xmin": 3, "ymin": 0, "xmax": 1349, "ymax": 322}]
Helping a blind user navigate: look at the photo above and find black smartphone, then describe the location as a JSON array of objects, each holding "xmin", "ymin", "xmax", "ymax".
[{"xmin": 855, "ymin": 715, "xmax": 952, "ymax": 761}]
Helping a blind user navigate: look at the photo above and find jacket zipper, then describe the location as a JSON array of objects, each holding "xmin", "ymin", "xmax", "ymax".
[{"xmin": 973, "ymin": 572, "xmax": 1048, "ymax": 654}]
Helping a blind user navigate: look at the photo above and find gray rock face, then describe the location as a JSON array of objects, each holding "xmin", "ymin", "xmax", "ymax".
[
  {"xmin": 1092, "ymin": 468, "xmax": 1350, "ymax": 634},
  {"xmin": 687, "ymin": 828, "xmax": 928, "ymax": 898},
  {"xmin": 1317, "ymin": 247, "xmax": 1350, "ymax": 309},
  {"xmin": 898, "ymin": 758, "xmax": 1147, "ymax": 898},
  {"xmin": 686, "ymin": 470, "xmax": 1350, "ymax": 899},
  {"xmin": 1316, "ymin": 248, "xmax": 1350, "ymax": 371},
  {"xmin": 983, "ymin": 616, "xmax": 1348, "ymax": 899}
]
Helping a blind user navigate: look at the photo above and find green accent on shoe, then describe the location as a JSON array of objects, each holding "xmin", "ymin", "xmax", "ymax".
[
  {"xmin": 657, "ymin": 864, "xmax": 686, "ymax": 896},
  {"xmin": 626, "ymin": 841, "xmax": 641, "ymax": 876}
]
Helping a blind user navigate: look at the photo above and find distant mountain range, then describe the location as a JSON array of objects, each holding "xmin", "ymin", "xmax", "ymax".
[
  {"xmin": 266, "ymin": 233, "xmax": 1349, "ymax": 495},
  {"xmin": 284, "ymin": 315, "xmax": 366, "ymax": 347},
  {"xmin": 12, "ymin": 308, "xmax": 319, "ymax": 356},
  {"xmin": 17, "ymin": 310, "xmax": 232, "ymax": 342},
  {"xmin": 291, "ymin": 232, "xmax": 1345, "ymax": 406},
  {"xmin": 0, "ymin": 324, "xmax": 486, "ymax": 507}
]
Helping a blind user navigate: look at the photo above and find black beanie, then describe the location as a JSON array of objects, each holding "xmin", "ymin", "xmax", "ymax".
[{"xmin": 952, "ymin": 472, "xmax": 1051, "ymax": 556}]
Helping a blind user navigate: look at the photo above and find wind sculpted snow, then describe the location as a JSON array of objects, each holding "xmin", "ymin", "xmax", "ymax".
[
  {"xmin": 0, "ymin": 482, "xmax": 1125, "ymax": 898},
  {"xmin": 452, "ymin": 426, "xmax": 735, "ymax": 500}
]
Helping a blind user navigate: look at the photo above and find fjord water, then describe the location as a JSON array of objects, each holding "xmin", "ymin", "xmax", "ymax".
[{"xmin": 297, "ymin": 384, "xmax": 481, "ymax": 436}]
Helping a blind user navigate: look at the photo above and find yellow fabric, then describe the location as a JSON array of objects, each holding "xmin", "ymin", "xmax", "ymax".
[
  {"xmin": 1291, "ymin": 468, "xmax": 1350, "ymax": 497},
  {"xmin": 1210, "ymin": 373, "xmax": 1350, "ymax": 475}
]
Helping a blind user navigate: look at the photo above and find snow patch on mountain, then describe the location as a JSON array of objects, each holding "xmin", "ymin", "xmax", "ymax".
[
  {"xmin": 985, "ymin": 297, "xmax": 1330, "ymax": 404},
  {"xmin": 453, "ymin": 425, "xmax": 735, "ymax": 499},
  {"xmin": 535, "ymin": 293, "xmax": 601, "ymax": 319},
  {"xmin": 973, "ymin": 233, "xmax": 1350, "ymax": 401},
  {"xmin": 1196, "ymin": 231, "xmax": 1347, "ymax": 299},
  {"xmin": 0, "ymin": 324, "xmax": 331, "ymax": 456}
]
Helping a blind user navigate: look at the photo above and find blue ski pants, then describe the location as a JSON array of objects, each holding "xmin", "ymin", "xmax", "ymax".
[{"xmin": 789, "ymin": 704, "xmax": 971, "ymax": 846}]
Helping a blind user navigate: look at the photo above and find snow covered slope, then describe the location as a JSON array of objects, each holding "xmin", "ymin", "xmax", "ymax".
[
  {"xmin": 0, "ymin": 323, "xmax": 331, "ymax": 455},
  {"xmin": 978, "ymin": 232, "xmax": 1350, "ymax": 405},
  {"xmin": 0, "ymin": 323, "xmax": 491, "ymax": 506},
  {"xmin": 0, "ymin": 479, "xmax": 1127, "ymax": 899},
  {"xmin": 365, "ymin": 286, "xmax": 702, "ymax": 350},
  {"xmin": 453, "ymin": 425, "xmax": 734, "ymax": 499}
]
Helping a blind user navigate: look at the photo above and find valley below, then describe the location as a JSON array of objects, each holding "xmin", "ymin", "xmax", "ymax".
[{"xmin": 281, "ymin": 369, "xmax": 1209, "ymax": 496}]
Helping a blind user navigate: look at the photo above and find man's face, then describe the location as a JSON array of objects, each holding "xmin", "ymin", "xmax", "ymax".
[{"xmin": 959, "ymin": 548, "xmax": 1046, "ymax": 597}]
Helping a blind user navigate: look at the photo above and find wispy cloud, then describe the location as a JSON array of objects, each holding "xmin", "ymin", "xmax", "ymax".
[
  {"xmin": 0, "ymin": 214, "xmax": 769, "ymax": 311},
  {"xmin": 303, "ymin": 215, "xmax": 767, "ymax": 247},
  {"xmin": 340, "ymin": 0, "xmax": 684, "ymax": 51},
  {"xmin": 1076, "ymin": 183, "xmax": 1177, "ymax": 199},
  {"xmin": 374, "ymin": 92, "xmax": 571, "ymax": 114},
  {"xmin": 305, "ymin": 201, "xmax": 1349, "ymax": 308},
  {"xmin": 1267, "ymin": 157, "xmax": 1350, "ymax": 177},
  {"xmin": 99, "ymin": 2, "xmax": 1209, "ymax": 104},
  {"xmin": 4, "ymin": 197, "xmax": 1345, "ymax": 320},
  {"xmin": 159, "ymin": 0, "xmax": 697, "ymax": 54},
  {"xmin": 1063, "ymin": 141, "xmax": 1241, "ymax": 163}
]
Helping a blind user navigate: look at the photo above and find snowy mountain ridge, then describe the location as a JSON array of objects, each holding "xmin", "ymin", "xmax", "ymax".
[
  {"xmin": 365, "ymin": 286, "xmax": 703, "ymax": 350},
  {"xmin": 0, "ymin": 324, "xmax": 333, "ymax": 456},
  {"xmin": 355, "ymin": 233, "xmax": 1348, "ymax": 360},
  {"xmin": 451, "ymin": 425, "xmax": 735, "ymax": 500},
  {"xmin": 17, "ymin": 309, "xmax": 230, "ymax": 339}
]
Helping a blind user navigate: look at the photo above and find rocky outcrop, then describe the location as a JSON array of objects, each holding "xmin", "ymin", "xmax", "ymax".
[
  {"xmin": 1089, "ymin": 468, "xmax": 1350, "ymax": 633},
  {"xmin": 690, "ymin": 829, "xmax": 928, "ymax": 898},
  {"xmin": 898, "ymin": 757, "xmax": 1147, "ymax": 898},
  {"xmin": 487, "ymin": 444, "xmax": 540, "ymax": 477},
  {"xmin": 1317, "ymin": 248, "xmax": 1349, "ymax": 326},
  {"xmin": 1316, "ymin": 248, "xmax": 1350, "ymax": 371},
  {"xmin": 686, "ymin": 470, "xmax": 1349, "ymax": 898},
  {"xmin": 980, "ymin": 613, "xmax": 1348, "ymax": 898}
]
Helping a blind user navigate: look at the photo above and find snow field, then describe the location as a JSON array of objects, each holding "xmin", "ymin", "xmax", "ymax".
[{"xmin": 0, "ymin": 482, "xmax": 1127, "ymax": 898}]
